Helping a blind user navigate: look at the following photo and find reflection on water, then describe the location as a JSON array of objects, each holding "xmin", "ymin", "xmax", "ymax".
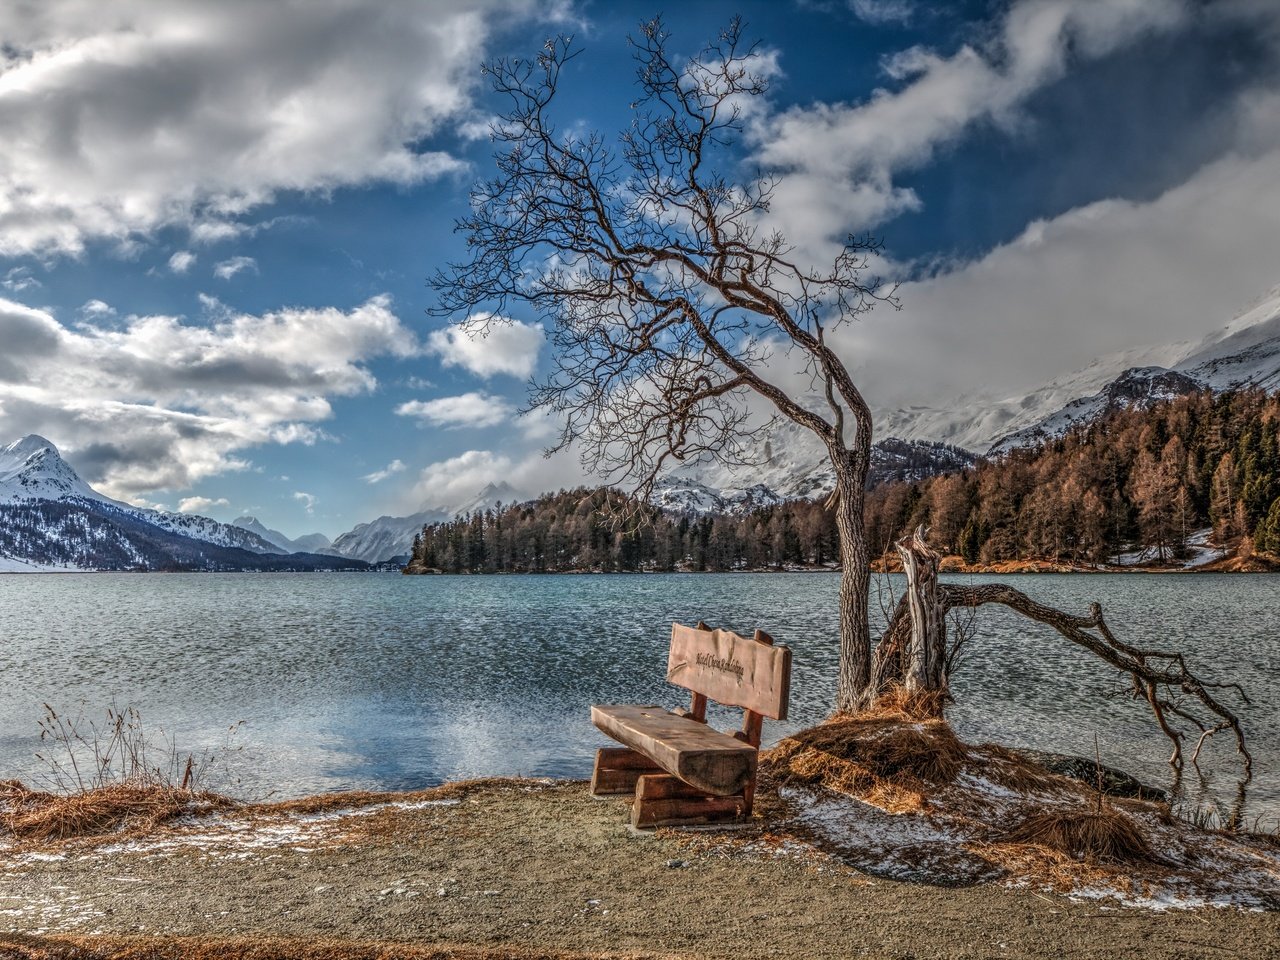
[{"xmin": 0, "ymin": 571, "xmax": 1274, "ymax": 821}]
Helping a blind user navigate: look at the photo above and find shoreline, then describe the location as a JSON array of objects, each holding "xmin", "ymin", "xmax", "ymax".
[{"xmin": 2, "ymin": 776, "xmax": 1278, "ymax": 960}]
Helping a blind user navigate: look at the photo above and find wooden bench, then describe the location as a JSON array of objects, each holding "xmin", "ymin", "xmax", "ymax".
[{"xmin": 590, "ymin": 621, "xmax": 792, "ymax": 829}]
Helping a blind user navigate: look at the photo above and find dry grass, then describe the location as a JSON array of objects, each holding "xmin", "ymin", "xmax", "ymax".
[
  {"xmin": 1, "ymin": 779, "xmax": 234, "ymax": 843},
  {"xmin": 0, "ymin": 933, "xmax": 677, "ymax": 960},
  {"xmin": 970, "ymin": 744, "xmax": 1069, "ymax": 795},
  {"xmin": 762, "ymin": 713, "xmax": 967, "ymax": 814},
  {"xmin": 999, "ymin": 808, "xmax": 1155, "ymax": 864}
]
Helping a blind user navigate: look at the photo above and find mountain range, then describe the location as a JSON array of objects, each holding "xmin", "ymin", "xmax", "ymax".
[
  {"xmin": 319, "ymin": 481, "xmax": 516, "ymax": 564},
  {"xmin": 0, "ymin": 435, "xmax": 363, "ymax": 572},
  {"xmin": 612, "ymin": 284, "xmax": 1280, "ymax": 515},
  {"xmin": 0, "ymin": 436, "xmax": 519, "ymax": 570},
  {"xmin": 880, "ymin": 285, "xmax": 1280, "ymax": 454},
  {"xmin": 4, "ymin": 284, "xmax": 1280, "ymax": 569}
]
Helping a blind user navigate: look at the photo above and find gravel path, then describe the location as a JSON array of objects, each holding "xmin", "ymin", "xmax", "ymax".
[{"xmin": 1, "ymin": 780, "xmax": 1277, "ymax": 960}]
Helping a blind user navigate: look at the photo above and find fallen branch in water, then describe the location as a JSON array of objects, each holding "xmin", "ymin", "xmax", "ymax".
[{"xmin": 874, "ymin": 527, "xmax": 1251, "ymax": 776}]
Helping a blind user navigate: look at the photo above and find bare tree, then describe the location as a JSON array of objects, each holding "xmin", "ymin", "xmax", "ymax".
[{"xmin": 432, "ymin": 18, "xmax": 896, "ymax": 712}]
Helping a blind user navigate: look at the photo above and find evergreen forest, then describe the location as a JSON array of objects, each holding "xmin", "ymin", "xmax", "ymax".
[{"xmin": 405, "ymin": 389, "xmax": 1280, "ymax": 574}]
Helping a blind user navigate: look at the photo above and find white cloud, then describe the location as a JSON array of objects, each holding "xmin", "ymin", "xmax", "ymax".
[
  {"xmin": 848, "ymin": 0, "xmax": 916, "ymax": 25},
  {"xmin": 427, "ymin": 316, "xmax": 543, "ymax": 379},
  {"xmin": 293, "ymin": 491, "xmax": 317, "ymax": 514},
  {"xmin": 753, "ymin": 0, "xmax": 1190, "ymax": 250},
  {"xmin": 78, "ymin": 299, "xmax": 116, "ymax": 319},
  {"xmin": 406, "ymin": 451, "xmax": 513, "ymax": 510},
  {"xmin": 168, "ymin": 250, "xmax": 197, "ymax": 274},
  {"xmin": 177, "ymin": 495, "xmax": 229, "ymax": 514},
  {"xmin": 0, "ymin": 293, "xmax": 419, "ymax": 499},
  {"xmin": 396, "ymin": 392, "xmax": 513, "ymax": 429},
  {"xmin": 361, "ymin": 459, "xmax": 406, "ymax": 484},
  {"xmin": 0, "ymin": 1, "xmax": 553, "ymax": 257},
  {"xmin": 213, "ymin": 256, "xmax": 257, "ymax": 281},
  {"xmin": 838, "ymin": 140, "xmax": 1280, "ymax": 413},
  {"xmin": 396, "ymin": 445, "xmax": 593, "ymax": 514},
  {"xmin": 1, "ymin": 267, "xmax": 41, "ymax": 293}
]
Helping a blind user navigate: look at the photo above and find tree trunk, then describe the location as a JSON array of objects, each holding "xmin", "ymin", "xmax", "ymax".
[
  {"xmin": 896, "ymin": 526, "xmax": 946, "ymax": 695},
  {"xmin": 833, "ymin": 462, "xmax": 871, "ymax": 713}
]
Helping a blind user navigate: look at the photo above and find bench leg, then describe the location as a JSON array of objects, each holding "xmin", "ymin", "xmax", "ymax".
[
  {"xmin": 590, "ymin": 747, "xmax": 664, "ymax": 796},
  {"xmin": 631, "ymin": 773, "xmax": 749, "ymax": 829}
]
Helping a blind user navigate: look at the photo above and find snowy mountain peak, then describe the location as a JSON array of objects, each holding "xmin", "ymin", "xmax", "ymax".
[
  {"xmin": 450, "ymin": 481, "xmax": 517, "ymax": 517},
  {"xmin": 0, "ymin": 434, "xmax": 110, "ymax": 504},
  {"xmin": 1, "ymin": 434, "xmax": 57, "ymax": 463},
  {"xmin": 231, "ymin": 515, "xmax": 332, "ymax": 554}
]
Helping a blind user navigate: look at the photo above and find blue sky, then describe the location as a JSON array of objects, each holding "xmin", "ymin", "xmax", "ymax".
[{"xmin": 1, "ymin": 0, "xmax": 1278, "ymax": 538}]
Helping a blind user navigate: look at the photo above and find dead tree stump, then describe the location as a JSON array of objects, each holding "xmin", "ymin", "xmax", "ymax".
[{"xmin": 896, "ymin": 526, "xmax": 947, "ymax": 697}]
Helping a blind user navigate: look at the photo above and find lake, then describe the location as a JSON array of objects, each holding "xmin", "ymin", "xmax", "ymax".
[{"xmin": 0, "ymin": 571, "xmax": 1275, "ymax": 824}]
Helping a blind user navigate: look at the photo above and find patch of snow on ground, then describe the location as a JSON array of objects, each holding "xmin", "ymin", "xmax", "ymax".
[
  {"xmin": 0, "ymin": 554, "xmax": 90, "ymax": 573},
  {"xmin": 1183, "ymin": 528, "xmax": 1227, "ymax": 568},
  {"xmin": 780, "ymin": 786, "xmax": 999, "ymax": 884},
  {"xmin": 0, "ymin": 798, "xmax": 464, "ymax": 863},
  {"xmin": 1112, "ymin": 529, "xmax": 1225, "ymax": 568}
]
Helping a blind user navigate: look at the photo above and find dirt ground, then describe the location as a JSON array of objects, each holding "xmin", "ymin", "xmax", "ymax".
[{"xmin": 1, "ymin": 779, "xmax": 1277, "ymax": 960}]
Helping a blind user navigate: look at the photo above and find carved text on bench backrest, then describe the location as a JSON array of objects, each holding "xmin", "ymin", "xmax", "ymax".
[{"xmin": 666, "ymin": 623, "xmax": 791, "ymax": 721}]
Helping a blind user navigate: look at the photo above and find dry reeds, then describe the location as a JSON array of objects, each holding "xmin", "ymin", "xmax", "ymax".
[
  {"xmin": 0, "ymin": 703, "xmax": 245, "ymax": 844},
  {"xmin": 999, "ymin": 808, "xmax": 1154, "ymax": 864},
  {"xmin": 851, "ymin": 684, "xmax": 949, "ymax": 722},
  {"xmin": 1, "ymin": 782, "xmax": 234, "ymax": 843}
]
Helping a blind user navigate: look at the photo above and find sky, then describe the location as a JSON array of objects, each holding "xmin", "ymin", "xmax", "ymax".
[{"xmin": 0, "ymin": 0, "xmax": 1278, "ymax": 538}]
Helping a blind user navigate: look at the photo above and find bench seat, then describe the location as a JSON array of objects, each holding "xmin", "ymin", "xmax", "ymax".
[{"xmin": 590, "ymin": 703, "xmax": 757, "ymax": 797}]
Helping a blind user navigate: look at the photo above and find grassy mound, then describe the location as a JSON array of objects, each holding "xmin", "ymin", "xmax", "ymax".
[{"xmin": 764, "ymin": 707, "xmax": 967, "ymax": 814}]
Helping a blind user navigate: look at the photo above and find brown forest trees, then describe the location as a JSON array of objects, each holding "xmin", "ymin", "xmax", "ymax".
[{"xmin": 432, "ymin": 19, "xmax": 895, "ymax": 713}]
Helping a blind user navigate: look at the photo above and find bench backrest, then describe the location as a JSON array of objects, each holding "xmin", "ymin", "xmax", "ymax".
[{"xmin": 666, "ymin": 622, "xmax": 791, "ymax": 721}]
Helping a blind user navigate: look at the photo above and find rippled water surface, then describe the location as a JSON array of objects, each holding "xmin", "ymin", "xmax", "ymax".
[{"xmin": 0, "ymin": 572, "xmax": 1275, "ymax": 822}]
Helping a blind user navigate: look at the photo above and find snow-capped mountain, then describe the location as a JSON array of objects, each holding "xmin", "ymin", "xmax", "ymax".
[
  {"xmin": 232, "ymin": 516, "xmax": 332, "ymax": 554},
  {"xmin": 643, "ymin": 281, "xmax": 1280, "ymax": 507},
  {"xmin": 988, "ymin": 367, "xmax": 1204, "ymax": 455},
  {"xmin": 326, "ymin": 481, "xmax": 518, "ymax": 563},
  {"xmin": 0, "ymin": 435, "xmax": 114, "ymax": 504},
  {"xmin": 0, "ymin": 436, "xmax": 360, "ymax": 571},
  {"xmin": 878, "ymin": 284, "xmax": 1280, "ymax": 457},
  {"xmin": 981, "ymin": 285, "xmax": 1280, "ymax": 454}
]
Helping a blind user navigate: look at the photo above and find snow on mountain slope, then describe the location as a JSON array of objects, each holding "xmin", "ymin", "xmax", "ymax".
[
  {"xmin": 1177, "ymin": 286, "xmax": 1280, "ymax": 392},
  {"xmin": 0, "ymin": 435, "xmax": 282, "ymax": 557},
  {"xmin": 0, "ymin": 554, "xmax": 89, "ymax": 573},
  {"xmin": 896, "ymin": 284, "xmax": 1280, "ymax": 457},
  {"xmin": 653, "ymin": 398, "xmax": 977, "ymax": 514},
  {"xmin": 0, "ymin": 435, "xmax": 116, "ymax": 505},
  {"xmin": 988, "ymin": 367, "xmax": 1204, "ymax": 455},
  {"xmin": 327, "ymin": 507, "xmax": 452, "ymax": 564},
  {"xmin": 0, "ymin": 493, "xmax": 366, "ymax": 572},
  {"xmin": 140, "ymin": 510, "xmax": 281, "ymax": 553},
  {"xmin": 876, "ymin": 338, "xmax": 1192, "ymax": 453},
  {"xmin": 451, "ymin": 482, "xmax": 517, "ymax": 517}
]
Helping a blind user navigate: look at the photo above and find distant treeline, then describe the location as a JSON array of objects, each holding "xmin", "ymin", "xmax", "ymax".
[
  {"xmin": 406, "ymin": 388, "xmax": 1280, "ymax": 573},
  {"xmin": 406, "ymin": 487, "xmax": 840, "ymax": 574}
]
